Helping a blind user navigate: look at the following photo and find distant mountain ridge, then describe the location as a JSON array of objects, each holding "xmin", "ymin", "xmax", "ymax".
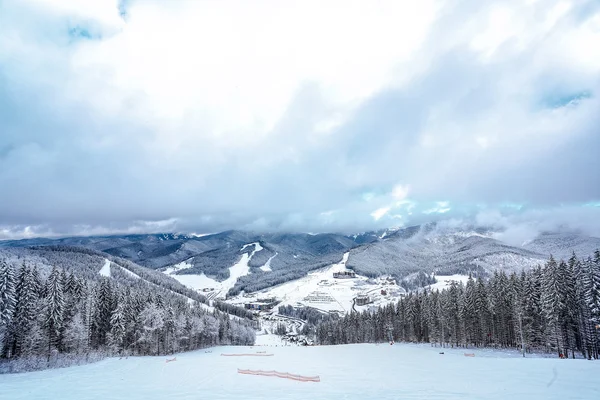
[{"xmin": 2, "ymin": 226, "xmax": 598, "ymax": 295}]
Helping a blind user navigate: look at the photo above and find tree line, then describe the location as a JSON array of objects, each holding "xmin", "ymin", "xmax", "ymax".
[
  {"xmin": 316, "ymin": 251, "xmax": 600, "ymax": 359},
  {"xmin": 0, "ymin": 259, "xmax": 256, "ymax": 372}
]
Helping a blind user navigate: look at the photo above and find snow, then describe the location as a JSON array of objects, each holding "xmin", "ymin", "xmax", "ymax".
[
  {"xmin": 166, "ymin": 243, "xmax": 263, "ymax": 299},
  {"xmin": 99, "ymin": 260, "xmax": 140, "ymax": 281},
  {"xmin": 260, "ymin": 253, "xmax": 277, "ymax": 272},
  {"xmin": 171, "ymin": 273, "xmax": 220, "ymax": 291},
  {"xmin": 242, "ymin": 242, "xmax": 263, "ymax": 253},
  {"xmin": 472, "ymin": 253, "xmax": 542, "ymax": 273},
  {"xmin": 119, "ymin": 266, "xmax": 141, "ymax": 280},
  {"xmin": 98, "ymin": 259, "xmax": 111, "ymax": 277},
  {"xmin": 254, "ymin": 333, "xmax": 286, "ymax": 346},
  {"xmin": 428, "ymin": 274, "xmax": 471, "ymax": 291},
  {"xmin": 218, "ymin": 251, "xmax": 252, "ymax": 297},
  {"xmin": 1, "ymin": 343, "xmax": 598, "ymax": 400},
  {"xmin": 229, "ymin": 252, "xmax": 403, "ymax": 314},
  {"xmin": 163, "ymin": 261, "xmax": 193, "ymax": 275}
]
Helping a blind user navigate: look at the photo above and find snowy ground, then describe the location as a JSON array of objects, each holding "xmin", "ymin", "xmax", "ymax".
[
  {"xmin": 1, "ymin": 343, "xmax": 598, "ymax": 400},
  {"xmin": 427, "ymin": 274, "xmax": 471, "ymax": 291},
  {"xmin": 164, "ymin": 243, "xmax": 263, "ymax": 299},
  {"xmin": 98, "ymin": 259, "xmax": 111, "ymax": 277},
  {"xmin": 260, "ymin": 253, "xmax": 277, "ymax": 272},
  {"xmin": 227, "ymin": 252, "xmax": 405, "ymax": 314}
]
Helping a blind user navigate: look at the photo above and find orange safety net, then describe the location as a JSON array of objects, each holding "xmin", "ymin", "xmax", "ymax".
[
  {"xmin": 237, "ymin": 368, "xmax": 320, "ymax": 382},
  {"xmin": 464, "ymin": 353, "xmax": 475, "ymax": 357},
  {"xmin": 220, "ymin": 353, "xmax": 274, "ymax": 357}
]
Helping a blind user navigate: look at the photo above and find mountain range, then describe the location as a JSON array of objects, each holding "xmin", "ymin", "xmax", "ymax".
[{"xmin": 2, "ymin": 225, "xmax": 599, "ymax": 295}]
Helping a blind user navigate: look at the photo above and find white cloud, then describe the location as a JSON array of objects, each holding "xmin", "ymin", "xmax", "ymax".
[
  {"xmin": 371, "ymin": 207, "xmax": 391, "ymax": 221},
  {"xmin": 0, "ymin": 0, "xmax": 599, "ymax": 237},
  {"xmin": 391, "ymin": 184, "xmax": 411, "ymax": 200}
]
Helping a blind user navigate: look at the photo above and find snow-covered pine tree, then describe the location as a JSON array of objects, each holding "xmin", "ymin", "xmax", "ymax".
[
  {"xmin": 446, "ymin": 281, "xmax": 463, "ymax": 347},
  {"xmin": 475, "ymin": 278, "xmax": 492, "ymax": 347},
  {"xmin": 541, "ymin": 256, "xmax": 566, "ymax": 356},
  {"xmin": 561, "ymin": 259, "xmax": 579, "ymax": 358},
  {"xmin": 93, "ymin": 278, "xmax": 114, "ymax": 348},
  {"xmin": 44, "ymin": 267, "xmax": 65, "ymax": 361},
  {"xmin": 582, "ymin": 252, "xmax": 600, "ymax": 358},
  {"xmin": 512, "ymin": 271, "xmax": 528, "ymax": 356},
  {"xmin": 31, "ymin": 265, "xmax": 44, "ymax": 299},
  {"xmin": 109, "ymin": 294, "xmax": 127, "ymax": 353},
  {"xmin": 461, "ymin": 274, "xmax": 478, "ymax": 347},
  {"xmin": 526, "ymin": 266, "xmax": 545, "ymax": 350},
  {"xmin": 7, "ymin": 264, "xmax": 39, "ymax": 358},
  {"xmin": 0, "ymin": 260, "xmax": 17, "ymax": 354},
  {"xmin": 426, "ymin": 290, "xmax": 441, "ymax": 346}
]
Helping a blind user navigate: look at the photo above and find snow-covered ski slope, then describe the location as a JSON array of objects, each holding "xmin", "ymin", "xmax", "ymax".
[
  {"xmin": 98, "ymin": 259, "xmax": 111, "ymax": 277},
  {"xmin": 228, "ymin": 252, "xmax": 405, "ymax": 313},
  {"xmin": 164, "ymin": 242, "xmax": 263, "ymax": 299},
  {"xmin": 1, "ymin": 344, "xmax": 598, "ymax": 400}
]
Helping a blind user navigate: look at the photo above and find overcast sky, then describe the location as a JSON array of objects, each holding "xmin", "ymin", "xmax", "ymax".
[{"xmin": 1, "ymin": 0, "xmax": 599, "ymax": 239}]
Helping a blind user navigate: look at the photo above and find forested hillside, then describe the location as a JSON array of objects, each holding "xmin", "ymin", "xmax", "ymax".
[
  {"xmin": 317, "ymin": 251, "xmax": 600, "ymax": 360},
  {"xmin": 0, "ymin": 248, "xmax": 256, "ymax": 373}
]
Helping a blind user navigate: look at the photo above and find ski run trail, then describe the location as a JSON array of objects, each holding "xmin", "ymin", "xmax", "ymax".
[
  {"xmin": 165, "ymin": 242, "xmax": 263, "ymax": 299},
  {"xmin": 1, "ymin": 343, "xmax": 598, "ymax": 400}
]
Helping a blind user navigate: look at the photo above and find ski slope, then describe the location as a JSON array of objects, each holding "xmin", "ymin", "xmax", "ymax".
[
  {"xmin": 98, "ymin": 259, "xmax": 111, "ymax": 277},
  {"xmin": 260, "ymin": 253, "xmax": 277, "ymax": 272},
  {"xmin": 1, "ymin": 344, "xmax": 597, "ymax": 400},
  {"xmin": 228, "ymin": 252, "xmax": 405, "ymax": 313},
  {"xmin": 165, "ymin": 243, "xmax": 263, "ymax": 299}
]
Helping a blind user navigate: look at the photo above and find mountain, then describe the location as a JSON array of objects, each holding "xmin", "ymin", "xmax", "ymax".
[
  {"xmin": 2, "ymin": 226, "xmax": 598, "ymax": 298},
  {"xmin": 521, "ymin": 232, "xmax": 600, "ymax": 260},
  {"xmin": 347, "ymin": 226, "xmax": 546, "ymax": 278}
]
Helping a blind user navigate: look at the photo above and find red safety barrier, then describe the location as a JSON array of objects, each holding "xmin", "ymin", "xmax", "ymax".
[
  {"xmin": 237, "ymin": 369, "xmax": 320, "ymax": 382},
  {"xmin": 221, "ymin": 353, "xmax": 274, "ymax": 357},
  {"xmin": 165, "ymin": 357, "xmax": 177, "ymax": 363},
  {"xmin": 464, "ymin": 353, "xmax": 475, "ymax": 357}
]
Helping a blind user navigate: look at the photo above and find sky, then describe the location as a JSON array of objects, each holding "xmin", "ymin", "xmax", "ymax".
[{"xmin": 1, "ymin": 0, "xmax": 599, "ymax": 240}]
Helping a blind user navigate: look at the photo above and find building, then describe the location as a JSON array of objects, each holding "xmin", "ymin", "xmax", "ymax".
[
  {"xmin": 244, "ymin": 298, "xmax": 278, "ymax": 311},
  {"xmin": 333, "ymin": 270, "xmax": 356, "ymax": 279},
  {"xmin": 355, "ymin": 294, "xmax": 371, "ymax": 306}
]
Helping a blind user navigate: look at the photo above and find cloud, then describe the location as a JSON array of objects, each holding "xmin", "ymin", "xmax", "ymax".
[{"xmin": 0, "ymin": 0, "xmax": 599, "ymax": 238}]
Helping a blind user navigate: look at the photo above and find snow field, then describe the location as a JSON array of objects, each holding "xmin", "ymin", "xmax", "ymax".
[
  {"xmin": 1, "ymin": 343, "xmax": 598, "ymax": 400},
  {"xmin": 165, "ymin": 243, "xmax": 263, "ymax": 299},
  {"xmin": 235, "ymin": 252, "xmax": 404, "ymax": 313},
  {"xmin": 98, "ymin": 259, "xmax": 111, "ymax": 277},
  {"xmin": 260, "ymin": 253, "xmax": 277, "ymax": 272},
  {"xmin": 427, "ymin": 274, "xmax": 471, "ymax": 291}
]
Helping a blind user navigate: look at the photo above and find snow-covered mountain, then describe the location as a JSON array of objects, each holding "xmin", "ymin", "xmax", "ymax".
[
  {"xmin": 347, "ymin": 226, "xmax": 546, "ymax": 278},
  {"xmin": 521, "ymin": 232, "xmax": 600, "ymax": 260},
  {"xmin": 2, "ymin": 226, "xmax": 598, "ymax": 299}
]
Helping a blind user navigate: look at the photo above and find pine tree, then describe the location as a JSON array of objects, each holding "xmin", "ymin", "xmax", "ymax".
[
  {"xmin": 561, "ymin": 259, "xmax": 579, "ymax": 358},
  {"xmin": 109, "ymin": 295, "xmax": 127, "ymax": 353},
  {"xmin": 582, "ymin": 252, "xmax": 600, "ymax": 358},
  {"xmin": 44, "ymin": 267, "xmax": 65, "ymax": 361},
  {"xmin": 0, "ymin": 260, "xmax": 17, "ymax": 354},
  {"xmin": 93, "ymin": 278, "xmax": 114, "ymax": 348},
  {"xmin": 474, "ymin": 278, "xmax": 492, "ymax": 346},
  {"xmin": 7, "ymin": 264, "xmax": 39, "ymax": 358},
  {"xmin": 542, "ymin": 256, "xmax": 566, "ymax": 355},
  {"xmin": 461, "ymin": 274, "xmax": 478, "ymax": 346}
]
